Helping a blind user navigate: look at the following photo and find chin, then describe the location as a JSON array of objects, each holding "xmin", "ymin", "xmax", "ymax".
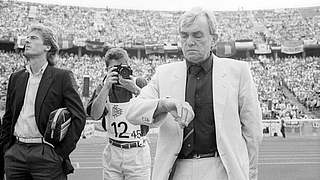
[
  {"xmin": 23, "ymin": 52, "xmax": 29, "ymax": 56},
  {"xmin": 24, "ymin": 49, "xmax": 31, "ymax": 54},
  {"xmin": 24, "ymin": 51, "xmax": 38, "ymax": 57},
  {"xmin": 23, "ymin": 53, "xmax": 33, "ymax": 58},
  {"xmin": 186, "ymin": 56, "xmax": 202, "ymax": 63}
]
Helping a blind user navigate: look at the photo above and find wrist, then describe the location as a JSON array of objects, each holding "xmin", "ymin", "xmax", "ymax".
[
  {"xmin": 102, "ymin": 82, "xmax": 112, "ymax": 92},
  {"xmin": 157, "ymin": 99, "xmax": 171, "ymax": 113},
  {"xmin": 133, "ymin": 86, "xmax": 141, "ymax": 96},
  {"xmin": 100, "ymin": 85, "xmax": 110, "ymax": 97}
]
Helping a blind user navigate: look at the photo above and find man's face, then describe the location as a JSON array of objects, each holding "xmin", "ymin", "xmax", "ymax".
[
  {"xmin": 106, "ymin": 59, "xmax": 127, "ymax": 71},
  {"xmin": 24, "ymin": 31, "xmax": 50, "ymax": 58},
  {"xmin": 180, "ymin": 15, "xmax": 214, "ymax": 64}
]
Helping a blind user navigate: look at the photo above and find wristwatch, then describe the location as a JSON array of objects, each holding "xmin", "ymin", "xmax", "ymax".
[{"xmin": 133, "ymin": 87, "xmax": 140, "ymax": 96}]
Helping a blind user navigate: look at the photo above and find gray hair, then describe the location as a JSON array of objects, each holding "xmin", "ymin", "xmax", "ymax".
[
  {"xmin": 178, "ymin": 7, "xmax": 218, "ymax": 36},
  {"xmin": 29, "ymin": 24, "xmax": 59, "ymax": 66}
]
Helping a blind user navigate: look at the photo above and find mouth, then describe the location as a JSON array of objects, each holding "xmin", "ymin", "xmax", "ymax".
[
  {"xmin": 25, "ymin": 44, "xmax": 31, "ymax": 48},
  {"xmin": 186, "ymin": 50, "xmax": 198, "ymax": 53}
]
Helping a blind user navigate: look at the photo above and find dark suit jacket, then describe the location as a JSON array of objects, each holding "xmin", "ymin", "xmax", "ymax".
[
  {"xmin": 0, "ymin": 65, "xmax": 86, "ymax": 175},
  {"xmin": 0, "ymin": 117, "xmax": 4, "ymax": 180}
]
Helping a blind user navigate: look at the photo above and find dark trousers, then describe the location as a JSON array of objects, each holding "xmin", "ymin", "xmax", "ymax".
[
  {"xmin": 0, "ymin": 146, "xmax": 4, "ymax": 180},
  {"xmin": 4, "ymin": 141, "xmax": 67, "ymax": 180},
  {"xmin": 281, "ymin": 127, "xmax": 286, "ymax": 138}
]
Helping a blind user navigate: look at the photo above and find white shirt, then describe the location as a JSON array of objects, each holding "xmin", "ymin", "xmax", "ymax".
[{"xmin": 14, "ymin": 62, "xmax": 48, "ymax": 138}]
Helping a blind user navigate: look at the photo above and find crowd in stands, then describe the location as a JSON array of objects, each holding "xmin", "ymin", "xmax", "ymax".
[
  {"xmin": 278, "ymin": 56, "xmax": 320, "ymax": 111},
  {"xmin": 0, "ymin": 51, "xmax": 25, "ymax": 96},
  {"xmin": 1, "ymin": 1, "xmax": 320, "ymax": 46},
  {"xmin": 251, "ymin": 59, "xmax": 302, "ymax": 120},
  {"xmin": 0, "ymin": 51, "xmax": 180, "ymax": 107},
  {"xmin": 1, "ymin": 1, "xmax": 319, "ymax": 119},
  {"xmin": 0, "ymin": 51, "xmax": 319, "ymax": 120},
  {"xmin": 254, "ymin": 55, "xmax": 320, "ymax": 119}
]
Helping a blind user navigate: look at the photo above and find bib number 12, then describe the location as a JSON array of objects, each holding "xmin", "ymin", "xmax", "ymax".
[{"xmin": 111, "ymin": 122, "xmax": 129, "ymax": 138}]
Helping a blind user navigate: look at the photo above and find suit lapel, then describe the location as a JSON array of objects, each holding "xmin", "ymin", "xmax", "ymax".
[
  {"xmin": 15, "ymin": 70, "xmax": 29, "ymax": 115},
  {"xmin": 167, "ymin": 61, "xmax": 187, "ymax": 152},
  {"xmin": 171, "ymin": 61, "xmax": 187, "ymax": 102},
  {"xmin": 35, "ymin": 66, "xmax": 54, "ymax": 123},
  {"xmin": 213, "ymin": 55, "xmax": 228, "ymax": 127}
]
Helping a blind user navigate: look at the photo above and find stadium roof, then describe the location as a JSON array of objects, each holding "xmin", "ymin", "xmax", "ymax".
[{"xmin": 17, "ymin": 0, "xmax": 320, "ymax": 11}]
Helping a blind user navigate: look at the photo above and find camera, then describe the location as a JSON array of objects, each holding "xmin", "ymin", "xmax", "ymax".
[
  {"xmin": 113, "ymin": 65, "xmax": 133, "ymax": 83},
  {"xmin": 114, "ymin": 64, "xmax": 132, "ymax": 79}
]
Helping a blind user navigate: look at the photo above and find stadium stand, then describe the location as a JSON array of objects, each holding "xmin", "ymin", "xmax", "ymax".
[{"xmin": 0, "ymin": 1, "xmax": 319, "ymax": 121}]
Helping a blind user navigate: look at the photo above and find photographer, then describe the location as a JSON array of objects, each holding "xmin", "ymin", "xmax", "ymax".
[{"xmin": 86, "ymin": 48, "xmax": 151, "ymax": 180}]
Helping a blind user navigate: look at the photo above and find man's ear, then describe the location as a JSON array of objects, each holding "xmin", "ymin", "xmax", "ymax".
[
  {"xmin": 211, "ymin": 34, "xmax": 218, "ymax": 43},
  {"xmin": 44, "ymin": 45, "xmax": 51, "ymax": 52},
  {"xmin": 212, "ymin": 33, "xmax": 218, "ymax": 42},
  {"xmin": 211, "ymin": 34, "xmax": 218, "ymax": 49}
]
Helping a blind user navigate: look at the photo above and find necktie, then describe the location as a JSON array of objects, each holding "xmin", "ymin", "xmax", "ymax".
[{"xmin": 180, "ymin": 65, "xmax": 202, "ymax": 157}]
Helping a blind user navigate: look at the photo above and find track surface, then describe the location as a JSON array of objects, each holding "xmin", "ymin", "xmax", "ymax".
[{"xmin": 69, "ymin": 135, "xmax": 320, "ymax": 180}]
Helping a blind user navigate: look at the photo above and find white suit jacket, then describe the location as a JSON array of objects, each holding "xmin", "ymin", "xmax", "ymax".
[{"xmin": 126, "ymin": 54, "xmax": 263, "ymax": 180}]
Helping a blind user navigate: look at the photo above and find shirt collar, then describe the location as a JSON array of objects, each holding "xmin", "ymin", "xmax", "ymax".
[
  {"xmin": 186, "ymin": 53, "xmax": 213, "ymax": 73},
  {"xmin": 26, "ymin": 62, "xmax": 48, "ymax": 76}
]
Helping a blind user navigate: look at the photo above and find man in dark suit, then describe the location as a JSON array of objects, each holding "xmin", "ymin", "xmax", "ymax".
[
  {"xmin": 0, "ymin": 24, "xmax": 86, "ymax": 180},
  {"xmin": 0, "ymin": 115, "xmax": 4, "ymax": 180}
]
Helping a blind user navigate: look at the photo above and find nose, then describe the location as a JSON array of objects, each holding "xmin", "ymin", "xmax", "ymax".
[
  {"xmin": 25, "ymin": 37, "xmax": 31, "ymax": 44},
  {"xmin": 186, "ymin": 37, "xmax": 195, "ymax": 47}
]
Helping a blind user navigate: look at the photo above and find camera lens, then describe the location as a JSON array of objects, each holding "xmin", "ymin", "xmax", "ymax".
[{"xmin": 119, "ymin": 68, "xmax": 131, "ymax": 79}]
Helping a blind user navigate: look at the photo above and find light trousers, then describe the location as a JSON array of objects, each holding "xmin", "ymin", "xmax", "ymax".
[
  {"xmin": 102, "ymin": 143, "xmax": 151, "ymax": 180},
  {"xmin": 172, "ymin": 157, "xmax": 227, "ymax": 180}
]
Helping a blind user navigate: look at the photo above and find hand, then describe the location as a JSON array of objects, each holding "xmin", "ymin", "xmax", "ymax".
[
  {"xmin": 118, "ymin": 75, "xmax": 140, "ymax": 94},
  {"xmin": 102, "ymin": 67, "xmax": 118, "ymax": 91},
  {"xmin": 162, "ymin": 97, "xmax": 195, "ymax": 128}
]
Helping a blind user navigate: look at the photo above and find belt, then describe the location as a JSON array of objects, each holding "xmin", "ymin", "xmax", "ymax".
[
  {"xmin": 109, "ymin": 138, "xmax": 145, "ymax": 149},
  {"xmin": 16, "ymin": 137, "xmax": 54, "ymax": 148},
  {"xmin": 178, "ymin": 151, "xmax": 219, "ymax": 159}
]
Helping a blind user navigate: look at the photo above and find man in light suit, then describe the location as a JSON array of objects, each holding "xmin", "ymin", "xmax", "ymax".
[
  {"xmin": 0, "ymin": 24, "xmax": 86, "ymax": 180},
  {"xmin": 126, "ymin": 8, "xmax": 263, "ymax": 180}
]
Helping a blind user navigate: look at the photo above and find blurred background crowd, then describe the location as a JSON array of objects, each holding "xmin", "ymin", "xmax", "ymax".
[
  {"xmin": 0, "ymin": 1, "xmax": 319, "ymax": 121},
  {"xmin": 1, "ymin": 1, "xmax": 320, "ymax": 45},
  {"xmin": 1, "ymin": 51, "xmax": 319, "ymax": 120}
]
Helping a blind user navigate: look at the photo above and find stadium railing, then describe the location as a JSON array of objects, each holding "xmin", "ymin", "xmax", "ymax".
[{"xmin": 262, "ymin": 119, "xmax": 320, "ymax": 137}]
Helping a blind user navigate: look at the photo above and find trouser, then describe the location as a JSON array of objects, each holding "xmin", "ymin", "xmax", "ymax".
[
  {"xmin": 0, "ymin": 145, "xmax": 4, "ymax": 180},
  {"xmin": 172, "ymin": 157, "xmax": 228, "ymax": 180},
  {"xmin": 4, "ymin": 141, "xmax": 67, "ymax": 180},
  {"xmin": 102, "ymin": 142, "xmax": 151, "ymax": 180},
  {"xmin": 281, "ymin": 128, "xmax": 286, "ymax": 138}
]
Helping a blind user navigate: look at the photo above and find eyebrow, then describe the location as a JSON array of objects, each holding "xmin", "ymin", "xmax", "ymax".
[
  {"xmin": 180, "ymin": 31, "xmax": 203, "ymax": 35},
  {"xmin": 179, "ymin": 31, "xmax": 188, "ymax": 35},
  {"xmin": 27, "ymin": 35, "xmax": 39, "ymax": 39},
  {"xmin": 192, "ymin": 31, "xmax": 203, "ymax": 35}
]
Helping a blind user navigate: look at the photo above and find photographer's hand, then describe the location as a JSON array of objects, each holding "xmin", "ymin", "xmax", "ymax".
[
  {"xmin": 102, "ymin": 67, "xmax": 118, "ymax": 92},
  {"xmin": 118, "ymin": 75, "xmax": 141, "ymax": 95}
]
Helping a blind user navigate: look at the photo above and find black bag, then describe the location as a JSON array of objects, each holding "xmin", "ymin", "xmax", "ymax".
[{"xmin": 44, "ymin": 108, "xmax": 71, "ymax": 146}]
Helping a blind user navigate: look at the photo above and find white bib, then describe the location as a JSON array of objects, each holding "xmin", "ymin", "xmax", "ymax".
[{"xmin": 105, "ymin": 101, "xmax": 142, "ymax": 141}]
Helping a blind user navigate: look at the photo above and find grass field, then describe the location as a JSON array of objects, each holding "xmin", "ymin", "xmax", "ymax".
[{"xmin": 68, "ymin": 134, "xmax": 320, "ymax": 180}]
